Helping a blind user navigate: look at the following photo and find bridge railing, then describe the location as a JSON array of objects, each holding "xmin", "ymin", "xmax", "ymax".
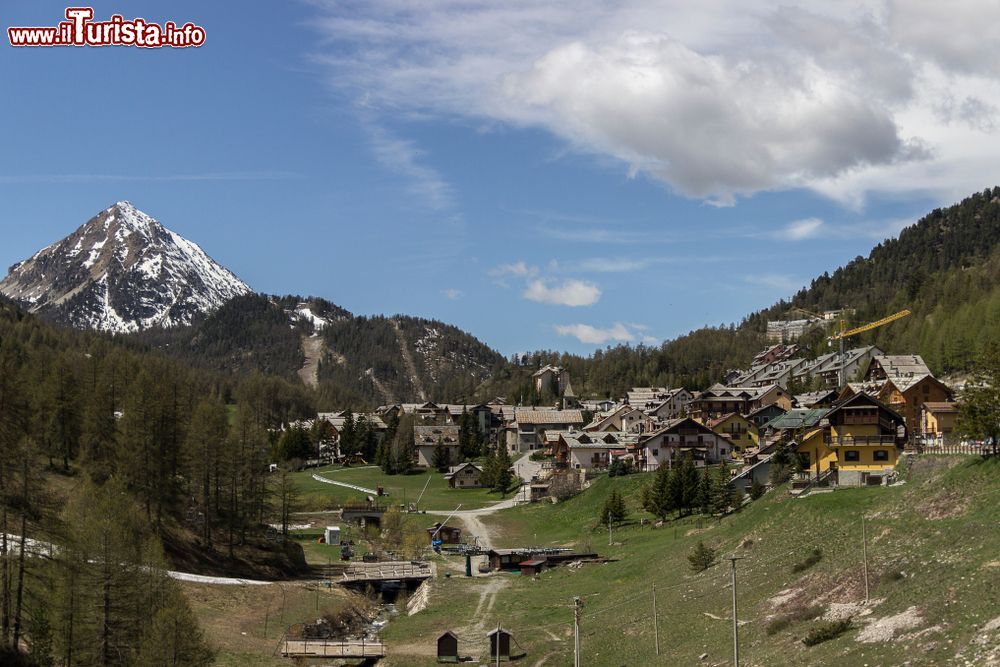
[{"xmin": 281, "ymin": 637, "xmax": 387, "ymax": 658}]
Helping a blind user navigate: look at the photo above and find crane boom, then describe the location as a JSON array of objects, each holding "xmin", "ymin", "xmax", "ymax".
[{"xmin": 829, "ymin": 309, "xmax": 911, "ymax": 341}]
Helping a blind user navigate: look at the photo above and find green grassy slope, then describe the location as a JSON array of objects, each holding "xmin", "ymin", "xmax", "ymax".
[
  {"xmin": 383, "ymin": 456, "xmax": 1000, "ymax": 666},
  {"xmin": 291, "ymin": 465, "xmax": 509, "ymax": 512}
]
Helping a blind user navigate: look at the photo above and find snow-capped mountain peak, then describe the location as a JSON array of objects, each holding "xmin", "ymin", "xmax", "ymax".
[{"xmin": 0, "ymin": 201, "xmax": 252, "ymax": 333}]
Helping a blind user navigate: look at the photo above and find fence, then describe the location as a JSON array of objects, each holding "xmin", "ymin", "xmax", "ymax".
[{"xmin": 914, "ymin": 442, "xmax": 998, "ymax": 457}]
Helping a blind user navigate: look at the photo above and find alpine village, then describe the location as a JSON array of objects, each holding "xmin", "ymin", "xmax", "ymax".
[{"xmin": 0, "ymin": 190, "xmax": 998, "ymax": 667}]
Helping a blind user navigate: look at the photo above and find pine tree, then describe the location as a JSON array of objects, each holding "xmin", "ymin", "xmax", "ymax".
[
  {"xmin": 600, "ymin": 489, "xmax": 627, "ymax": 527},
  {"xmin": 674, "ymin": 456, "xmax": 700, "ymax": 515},
  {"xmin": 642, "ymin": 465, "xmax": 675, "ymax": 520},
  {"xmin": 431, "ymin": 437, "xmax": 451, "ymax": 472},
  {"xmin": 186, "ymin": 396, "xmax": 229, "ymax": 545},
  {"xmin": 480, "ymin": 446, "xmax": 498, "ymax": 489},
  {"xmin": 688, "ymin": 541, "xmax": 717, "ymax": 572},
  {"xmin": 709, "ymin": 464, "xmax": 734, "ymax": 515},
  {"xmin": 769, "ymin": 441, "xmax": 793, "ymax": 484},
  {"xmin": 959, "ymin": 342, "xmax": 1000, "ymax": 445},
  {"xmin": 134, "ymin": 594, "xmax": 213, "ymax": 667},
  {"xmin": 749, "ymin": 477, "xmax": 765, "ymax": 500},
  {"xmin": 493, "ymin": 446, "xmax": 514, "ymax": 495},
  {"xmin": 340, "ymin": 410, "xmax": 356, "ymax": 457}
]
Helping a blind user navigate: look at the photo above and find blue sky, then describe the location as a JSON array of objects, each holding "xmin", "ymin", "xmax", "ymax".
[{"xmin": 2, "ymin": 1, "xmax": 998, "ymax": 355}]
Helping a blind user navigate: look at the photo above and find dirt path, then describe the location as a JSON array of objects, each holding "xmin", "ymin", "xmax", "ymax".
[
  {"xmin": 426, "ymin": 454, "xmax": 539, "ymax": 549},
  {"xmin": 390, "ymin": 318, "xmax": 427, "ymax": 401},
  {"xmin": 297, "ymin": 334, "xmax": 324, "ymax": 387}
]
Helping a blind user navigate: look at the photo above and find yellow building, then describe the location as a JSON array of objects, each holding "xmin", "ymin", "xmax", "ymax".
[
  {"xmin": 921, "ymin": 401, "xmax": 958, "ymax": 444},
  {"xmin": 793, "ymin": 393, "xmax": 906, "ymax": 486},
  {"xmin": 705, "ymin": 412, "xmax": 758, "ymax": 456}
]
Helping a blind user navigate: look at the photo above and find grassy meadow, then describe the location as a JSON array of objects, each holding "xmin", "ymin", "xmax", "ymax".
[{"xmin": 380, "ymin": 456, "xmax": 1000, "ymax": 666}]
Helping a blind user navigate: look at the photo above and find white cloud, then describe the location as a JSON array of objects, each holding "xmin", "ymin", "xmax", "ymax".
[
  {"xmin": 554, "ymin": 321, "xmax": 657, "ymax": 345},
  {"xmin": 366, "ymin": 125, "xmax": 455, "ymax": 211},
  {"xmin": 524, "ymin": 278, "xmax": 601, "ymax": 306},
  {"xmin": 785, "ymin": 217, "xmax": 825, "ymax": 241},
  {"xmin": 442, "ymin": 288, "xmax": 463, "ymax": 300},
  {"xmin": 310, "ymin": 1, "xmax": 1000, "ymax": 207},
  {"xmin": 554, "ymin": 322, "xmax": 633, "ymax": 344},
  {"xmin": 490, "ymin": 261, "xmax": 539, "ymax": 279}
]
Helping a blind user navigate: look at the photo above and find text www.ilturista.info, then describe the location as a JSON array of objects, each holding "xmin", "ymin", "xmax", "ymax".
[{"xmin": 8, "ymin": 7, "xmax": 205, "ymax": 48}]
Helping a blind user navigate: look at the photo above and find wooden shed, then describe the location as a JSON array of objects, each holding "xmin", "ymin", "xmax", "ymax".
[
  {"xmin": 519, "ymin": 559, "xmax": 546, "ymax": 576},
  {"xmin": 487, "ymin": 627, "xmax": 512, "ymax": 661},
  {"xmin": 436, "ymin": 631, "xmax": 459, "ymax": 663},
  {"xmin": 428, "ymin": 522, "xmax": 462, "ymax": 545}
]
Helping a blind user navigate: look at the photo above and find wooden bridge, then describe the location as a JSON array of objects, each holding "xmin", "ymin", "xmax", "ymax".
[
  {"xmin": 281, "ymin": 637, "xmax": 386, "ymax": 659},
  {"xmin": 339, "ymin": 560, "xmax": 432, "ymax": 584}
]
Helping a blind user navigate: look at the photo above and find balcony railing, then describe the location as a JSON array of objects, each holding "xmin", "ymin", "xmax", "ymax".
[{"xmin": 824, "ymin": 435, "xmax": 901, "ymax": 447}]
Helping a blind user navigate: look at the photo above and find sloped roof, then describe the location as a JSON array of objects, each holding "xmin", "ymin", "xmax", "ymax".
[
  {"xmin": 413, "ymin": 425, "xmax": 459, "ymax": 444},
  {"xmin": 923, "ymin": 401, "xmax": 958, "ymax": 413},
  {"xmin": 763, "ymin": 408, "xmax": 828, "ymax": 431},
  {"xmin": 514, "ymin": 409, "xmax": 584, "ymax": 425}
]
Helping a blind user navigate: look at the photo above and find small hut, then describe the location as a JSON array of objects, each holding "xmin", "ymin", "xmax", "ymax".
[
  {"xmin": 519, "ymin": 559, "xmax": 545, "ymax": 576},
  {"xmin": 436, "ymin": 631, "xmax": 459, "ymax": 663},
  {"xmin": 488, "ymin": 627, "xmax": 512, "ymax": 661}
]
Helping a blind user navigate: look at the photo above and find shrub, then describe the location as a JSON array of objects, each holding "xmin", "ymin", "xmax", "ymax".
[
  {"xmin": 791, "ymin": 548, "xmax": 823, "ymax": 573},
  {"xmin": 688, "ymin": 541, "xmax": 717, "ymax": 572},
  {"xmin": 765, "ymin": 605, "xmax": 824, "ymax": 635},
  {"xmin": 880, "ymin": 569, "xmax": 905, "ymax": 585},
  {"xmin": 802, "ymin": 619, "xmax": 852, "ymax": 646},
  {"xmin": 749, "ymin": 477, "xmax": 765, "ymax": 500}
]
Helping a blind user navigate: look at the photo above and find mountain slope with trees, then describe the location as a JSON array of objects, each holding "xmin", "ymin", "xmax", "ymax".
[{"xmin": 483, "ymin": 186, "xmax": 1000, "ymax": 400}]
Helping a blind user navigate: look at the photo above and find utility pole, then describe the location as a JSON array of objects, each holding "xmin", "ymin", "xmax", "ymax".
[
  {"xmin": 728, "ymin": 556, "xmax": 744, "ymax": 667},
  {"xmin": 652, "ymin": 585, "xmax": 660, "ymax": 656},
  {"xmin": 862, "ymin": 514, "xmax": 870, "ymax": 603},
  {"xmin": 573, "ymin": 596, "xmax": 583, "ymax": 667}
]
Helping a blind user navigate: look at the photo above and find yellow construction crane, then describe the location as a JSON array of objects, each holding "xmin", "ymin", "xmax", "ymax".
[
  {"xmin": 828, "ymin": 309, "xmax": 911, "ymax": 342},
  {"xmin": 828, "ymin": 309, "xmax": 912, "ymax": 386}
]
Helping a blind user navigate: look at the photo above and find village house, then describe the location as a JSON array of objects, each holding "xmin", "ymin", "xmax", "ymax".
[
  {"xmin": 753, "ymin": 343, "xmax": 800, "ymax": 366},
  {"xmin": 443, "ymin": 462, "xmax": 484, "ymax": 488},
  {"xmin": 793, "ymin": 389, "xmax": 840, "ymax": 409},
  {"xmin": 580, "ymin": 398, "xmax": 616, "ymax": 413},
  {"xmin": 745, "ymin": 403, "xmax": 788, "ymax": 431},
  {"xmin": 625, "ymin": 387, "xmax": 693, "ymax": 420},
  {"xmin": 793, "ymin": 393, "xmax": 907, "ymax": 486},
  {"xmin": 583, "ymin": 404, "xmax": 650, "ymax": 433},
  {"xmin": 840, "ymin": 354, "xmax": 954, "ymax": 441},
  {"xmin": 637, "ymin": 417, "xmax": 732, "ymax": 471},
  {"xmin": 921, "ymin": 401, "xmax": 959, "ymax": 444},
  {"xmin": 532, "ymin": 364, "xmax": 571, "ymax": 395},
  {"xmin": 508, "ymin": 408, "xmax": 585, "ymax": 453},
  {"xmin": 547, "ymin": 431, "xmax": 630, "ymax": 471},
  {"xmin": 414, "ymin": 425, "xmax": 461, "ymax": 467},
  {"xmin": 688, "ymin": 384, "xmax": 791, "ymax": 420},
  {"xmin": 704, "ymin": 412, "xmax": 758, "ymax": 457},
  {"xmin": 791, "ymin": 345, "xmax": 883, "ymax": 388}
]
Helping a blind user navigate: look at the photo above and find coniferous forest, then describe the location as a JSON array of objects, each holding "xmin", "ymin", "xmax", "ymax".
[{"xmin": 0, "ymin": 298, "xmax": 314, "ymax": 666}]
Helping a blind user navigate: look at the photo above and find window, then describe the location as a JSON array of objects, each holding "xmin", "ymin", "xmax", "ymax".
[
  {"xmin": 874, "ymin": 450, "xmax": 889, "ymax": 461},
  {"xmin": 844, "ymin": 450, "xmax": 860, "ymax": 462},
  {"xmin": 652, "ymin": 449, "xmax": 659, "ymax": 456}
]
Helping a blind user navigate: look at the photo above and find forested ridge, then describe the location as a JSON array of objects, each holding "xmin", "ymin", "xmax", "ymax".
[
  {"xmin": 482, "ymin": 187, "xmax": 1000, "ymax": 400},
  {"xmin": 133, "ymin": 294, "xmax": 504, "ymax": 408}
]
